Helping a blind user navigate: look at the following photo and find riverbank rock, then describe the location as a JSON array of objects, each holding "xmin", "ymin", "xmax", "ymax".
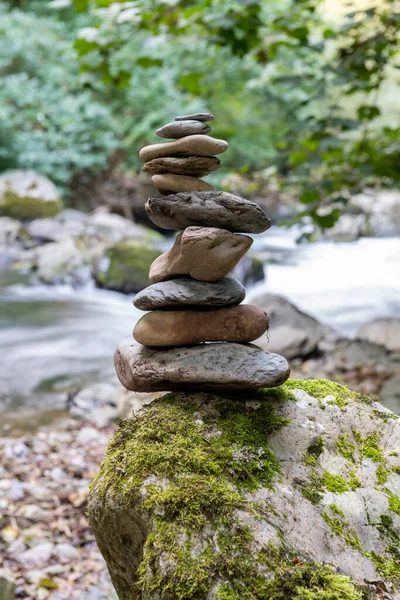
[
  {"xmin": 88, "ymin": 379, "xmax": 400, "ymax": 600},
  {"xmin": 94, "ymin": 240, "xmax": 161, "ymax": 294},
  {"xmin": 253, "ymin": 293, "xmax": 340, "ymax": 359},
  {"xmin": 114, "ymin": 339, "xmax": 289, "ymax": 392},
  {"xmin": 35, "ymin": 238, "xmax": 89, "ymax": 285},
  {"xmin": 149, "ymin": 227, "xmax": 252, "ymax": 283},
  {"xmin": 145, "ymin": 191, "xmax": 271, "ymax": 233},
  {"xmin": 133, "ymin": 305, "xmax": 269, "ymax": 346},
  {"xmin": 0, "ymin": 171, "xmax": 63, "ymax": 220},
  {"xmin": 357, "ymin": 318, "xmax": 400, "ymax": 352},
  {"xmin": 133, "ymin": 276, "xmax": 246, "ymax": 311}
]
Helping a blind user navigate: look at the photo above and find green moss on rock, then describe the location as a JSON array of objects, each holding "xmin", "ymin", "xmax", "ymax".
[
  {"xmin": 95, "ymin": 240, "xmax": 161, "ymax": 293},
  {"xmin": 0, "ymin": 190, "xmax": 62, "ymax": 220}
]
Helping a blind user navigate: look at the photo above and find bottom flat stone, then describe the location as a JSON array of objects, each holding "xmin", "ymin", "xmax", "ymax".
[{"xmin": 114, "ymin": 340, "xmax": 290, "ymax": 392}]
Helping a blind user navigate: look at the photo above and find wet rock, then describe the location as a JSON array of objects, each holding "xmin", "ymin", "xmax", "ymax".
[
  {"xmin": 133, "ymin": 276, "xmax": 246, "ymax": 311},
  {"xmin": 174, "ymin": 112, "xmax": 214, "ymax": 122},
  {"xmin": 0, "ymin": 217, "xmax": 20, "ymax": 246},
  {"xmin": 87, "ymin": 211, "xmax": 158, "ymax": 244},
  {"xmin": 253, "ymin": 293, "xmax": 339, "ymax": 359},
  {"xmin": 115, "ymin": 339, "xmax": 289, "ymax": 392},
  {"xmin": 0, "ymin": 170, "xmax": 62, "ymax": 220},
  {"xmin": 94, "ymin": 240, "xmax": 161, "ymax": 293},
  {"xmin": 27, "ymin": 211, "xmax": 87, "ymax": 243},
  {"xmin": 149, "ymin": 226, "xmax": 252, "ymax": 283},
  {"xmin": 356, "ymin": 318, "xmax": 400, "ymax": 352},
  {"xmin": 231, "ymin": 254, "xmax": 265, "ymax": 286},
  {"xmin": 36, "ymin": 238, "xmax": 89, "ymax": 285},
  {"xmin": 146, "ymin": 191, "xmax": 271, "ymax": 233},
  {"xmin": 151, "ymin": 174, "xmax": 215, "ymax": 195},
  {"xmin": 142, "ymin": 156, "xmax": 221, "ymax": 177},
  {"xmin": 139, "ymin": 135, "xmax": 228, "ymax": 162},
  {"xmin": 133, "ymin": 305, "xmax": 269, "ymax": 346},
  {"xmin": 156, "ymin": 120, "xmax": 211, "ymax": 138}
]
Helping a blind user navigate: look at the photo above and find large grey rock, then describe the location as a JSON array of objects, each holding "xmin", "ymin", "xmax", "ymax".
[
  {"xmin": 35, "ymin": 238, "xmax": 89, "ymax": 285},
  {"xmin": 133, "ymin": 277, "xmax": 246, "ymax": 311},
  {"xmin": 142, "ymin": 156, "xmax": 221, "ymax": 177},
  {"xmin": 156, "ymin": 120, "xmax": 211, "ymax": 138},
  {"xmin": 253, "ymin": 293, "xmax": 339, "ymax": 359},
  {"xmin": 149, "ymin": 226, "xmax": 253, "ymax": 283},
  {"xmin": 174, "ymin": 112, "xmax": 214, "ymax": 122},
  {"xmin": 0, "ymin": 217, "xmax": 20, "ymax": 246},
  {"xmin": 146, "ymin": 191, "xmax": 271, "ymax": 233},
  {"xmin": 114, "ymin": 339, "xmax": 289, "ymax": 392},
  {"xmin": 0, "ymin": 170, "xmax": 62, "ymax": 220},
  {"xmin": 357, "ymin": 318, "xmax": 400, "ymax": 352},
  {"xmin": 88, "ymin": 380, "xmax": 400, "ymax": 600}
]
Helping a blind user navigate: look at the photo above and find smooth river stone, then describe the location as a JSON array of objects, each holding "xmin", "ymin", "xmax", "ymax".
[
  {"xmin": 146, "ymin": 191, "xmax": 271, "ymax": 233},
  {"xmin": 152, "ymin": 174, "xmax": 215, "ymax": 195},
  {"xmin": 142, "ymin": 156, "xmax": 221, "ymax": 177},
  {"xmin": 114, "ymin": 340, "xmax": 290, "ymax": 392},
  {"xmin": 174, "ymin": 112, "xmax": 214, "ymax": 122},
  {"xmin": 133, "ymin": 305, "xmax": 269, "ymax": 346},
  {"xmin": 139, "ymin": 135, "xmax": 228, "ymax": 162},
  {"xmin": 149, "ymin": 226, "xmax": 253, "ymax": 283},
  {"xmin": 156, "ymin": 120, "xmax": 211, "ymax": 139},
  {"xmin": 133, "ymin": 276, "xmax": 246, "ymax": 311}
]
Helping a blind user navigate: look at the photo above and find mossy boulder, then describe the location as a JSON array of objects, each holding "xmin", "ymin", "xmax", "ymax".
[
  {"xmin": 94, "ymin": 240, "xmax": 162, "ymax": 294},
  {"xmin": 0, "ymin": 170, "xmax": 63, "ymax": 220},
  {"xmin": 88, "ymin": 379, "xmax": 400, "ymax": 600}
]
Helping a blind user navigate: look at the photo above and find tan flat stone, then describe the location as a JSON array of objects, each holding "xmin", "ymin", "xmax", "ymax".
[
  {"xmin": 149, "ymin": 226, "xmax": 253, "ymax": 283},
  {"xmin": 152, "ymin": 174, "xmax": 215, "ymax": 195},
  {"xmin": 139, "ymin": 135, "xmax": 228, "ymax": 162},
  {"xmin": 133, "ymin": 305, "xmax": 269, "ymax": 346}
]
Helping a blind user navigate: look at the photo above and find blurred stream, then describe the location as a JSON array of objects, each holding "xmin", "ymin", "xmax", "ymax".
[{"xmin": 1, "ymin": 228, "xmax": 400, "ymax": 417}]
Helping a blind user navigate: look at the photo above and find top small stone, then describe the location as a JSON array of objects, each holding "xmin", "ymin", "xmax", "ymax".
[
  {"xmin": 157, "ymin": 120, "xmax": 211, "ymax": 139},
  {"xmin": 174, "ymin": 112, "xmax": 214, "ymax": 122}
]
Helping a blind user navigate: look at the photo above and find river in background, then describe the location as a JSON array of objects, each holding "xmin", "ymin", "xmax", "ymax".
[{"xmin": 1, "ymin": 227, "xmax": 400, "ymax": 418}]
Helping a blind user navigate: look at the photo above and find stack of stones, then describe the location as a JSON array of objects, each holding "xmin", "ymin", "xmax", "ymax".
[{"xmin": 114, "ymin": 112, "xmax": 290, "ymax": 392}]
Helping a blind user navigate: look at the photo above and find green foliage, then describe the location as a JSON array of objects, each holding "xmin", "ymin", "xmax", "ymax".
[{"xmin": 0, "ymin": 2, "xmax": 119, "ymax": 191}]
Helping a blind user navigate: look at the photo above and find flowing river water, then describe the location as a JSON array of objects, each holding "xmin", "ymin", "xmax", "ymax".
[{"xmin": 1, "ymin": 228, "xmax": 400, "ymax": 425}]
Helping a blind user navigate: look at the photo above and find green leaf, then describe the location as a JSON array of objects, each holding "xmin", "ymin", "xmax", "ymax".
[
  {"xmin": 299, "ymin": 189, "xmax": 320, "ymax": 204},
  {"xmin": 357, "ymin": 105, "xmax": 381, "ymax": 121},
  {"xmin": 178, "ymin": 72, "xmax": 203, "ymax": 94},
  {"xmin": 136, "ymin": 57, "xmax": 163, "ymax": 69},
  {"xmin": 289, "ymin": 151, "xmax": 308, "ymax": 167},
  {"xmin": 74, "ymin": 38, "xmax": 99, "ymax": 56}
]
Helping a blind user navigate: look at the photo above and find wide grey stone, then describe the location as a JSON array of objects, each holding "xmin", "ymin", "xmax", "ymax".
[
  {"xmin": 114, "ymin": 340, "xmax": 290, "ymax": 392},
  {"xmin": 133, "ymin": 276, "xmax": 246, "ymax": 311},
  {"xmin": 146, "ymin": 191, "xmax": 271, "ymax": 233},
  {"xmin": 356, "ymin": 318, "xmax": 400, "ymax": 352},
  {"xmin": 174, "ymin": 112, "xmax": 214, "ymax": 122},
  {"xmin": 156, "ymin": 120, "xmax": 211, "ymax": 139},
  {"xmin": 142, "ymin": 156, "xmax": 221, "ymax": 177}
]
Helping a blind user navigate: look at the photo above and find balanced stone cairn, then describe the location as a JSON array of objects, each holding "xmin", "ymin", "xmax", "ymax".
[{"xmin": 114, "ymin": 112, "xmax": 290, "ymax": 392}]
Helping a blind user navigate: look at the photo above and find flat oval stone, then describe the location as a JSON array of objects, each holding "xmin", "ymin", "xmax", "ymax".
[
  {"xmin": 133, "ymin": 276, "xmax": 246, "ymax": 311},
  {"xmin": 174, "ymin": 112, "xmax": 214, "ymax": 122},
  {"xmin": 146, "ymin": 191, "xmax": 271, "ymax": 233},
  {"xmin": 156, "ymin": 120, "xmax": 211, "ymax": 139},
  {"xmin": 149, "ymin": 226, "xmax": 253, "ymax": 283},
  {"xmin": 139, "ymin": 135, "xmax": 228, "ymax": 162},
  {"xmin": 152, "ymin": 174, "xmax": 215, "ymax": 195},
  {"xmin": 142, "ymin": 156, "xmax": 221, "ymax": 177},
  {"xmin": 114, "ymin": 340, "xmax": 290, "ymax": 392},
  {"xmin": 133, "ymin": 305, "xmax": 269, "ymax": 346}
]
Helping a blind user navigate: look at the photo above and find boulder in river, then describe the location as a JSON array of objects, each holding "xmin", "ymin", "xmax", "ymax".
[
  {"xmin": 253, "ymin": 293, "xmax": 340, "ymax": 359},
  {"xmin": 356, "ymin": 318, "xmax": 400, "ymax": 352},
  {"xmin": 0, "ymin": 170, "xmax": 63, "ymax": 220},
  {"xmin": 94, "ymin": 240, "xmax": 162, "ymax": 294},
  {"xmin": 88, "ymin": 379, "xmax": 400, "ymax": 600},
  {"xmin": 35, "ymin": 238, "xmax": 89, "ymax": 285}
]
